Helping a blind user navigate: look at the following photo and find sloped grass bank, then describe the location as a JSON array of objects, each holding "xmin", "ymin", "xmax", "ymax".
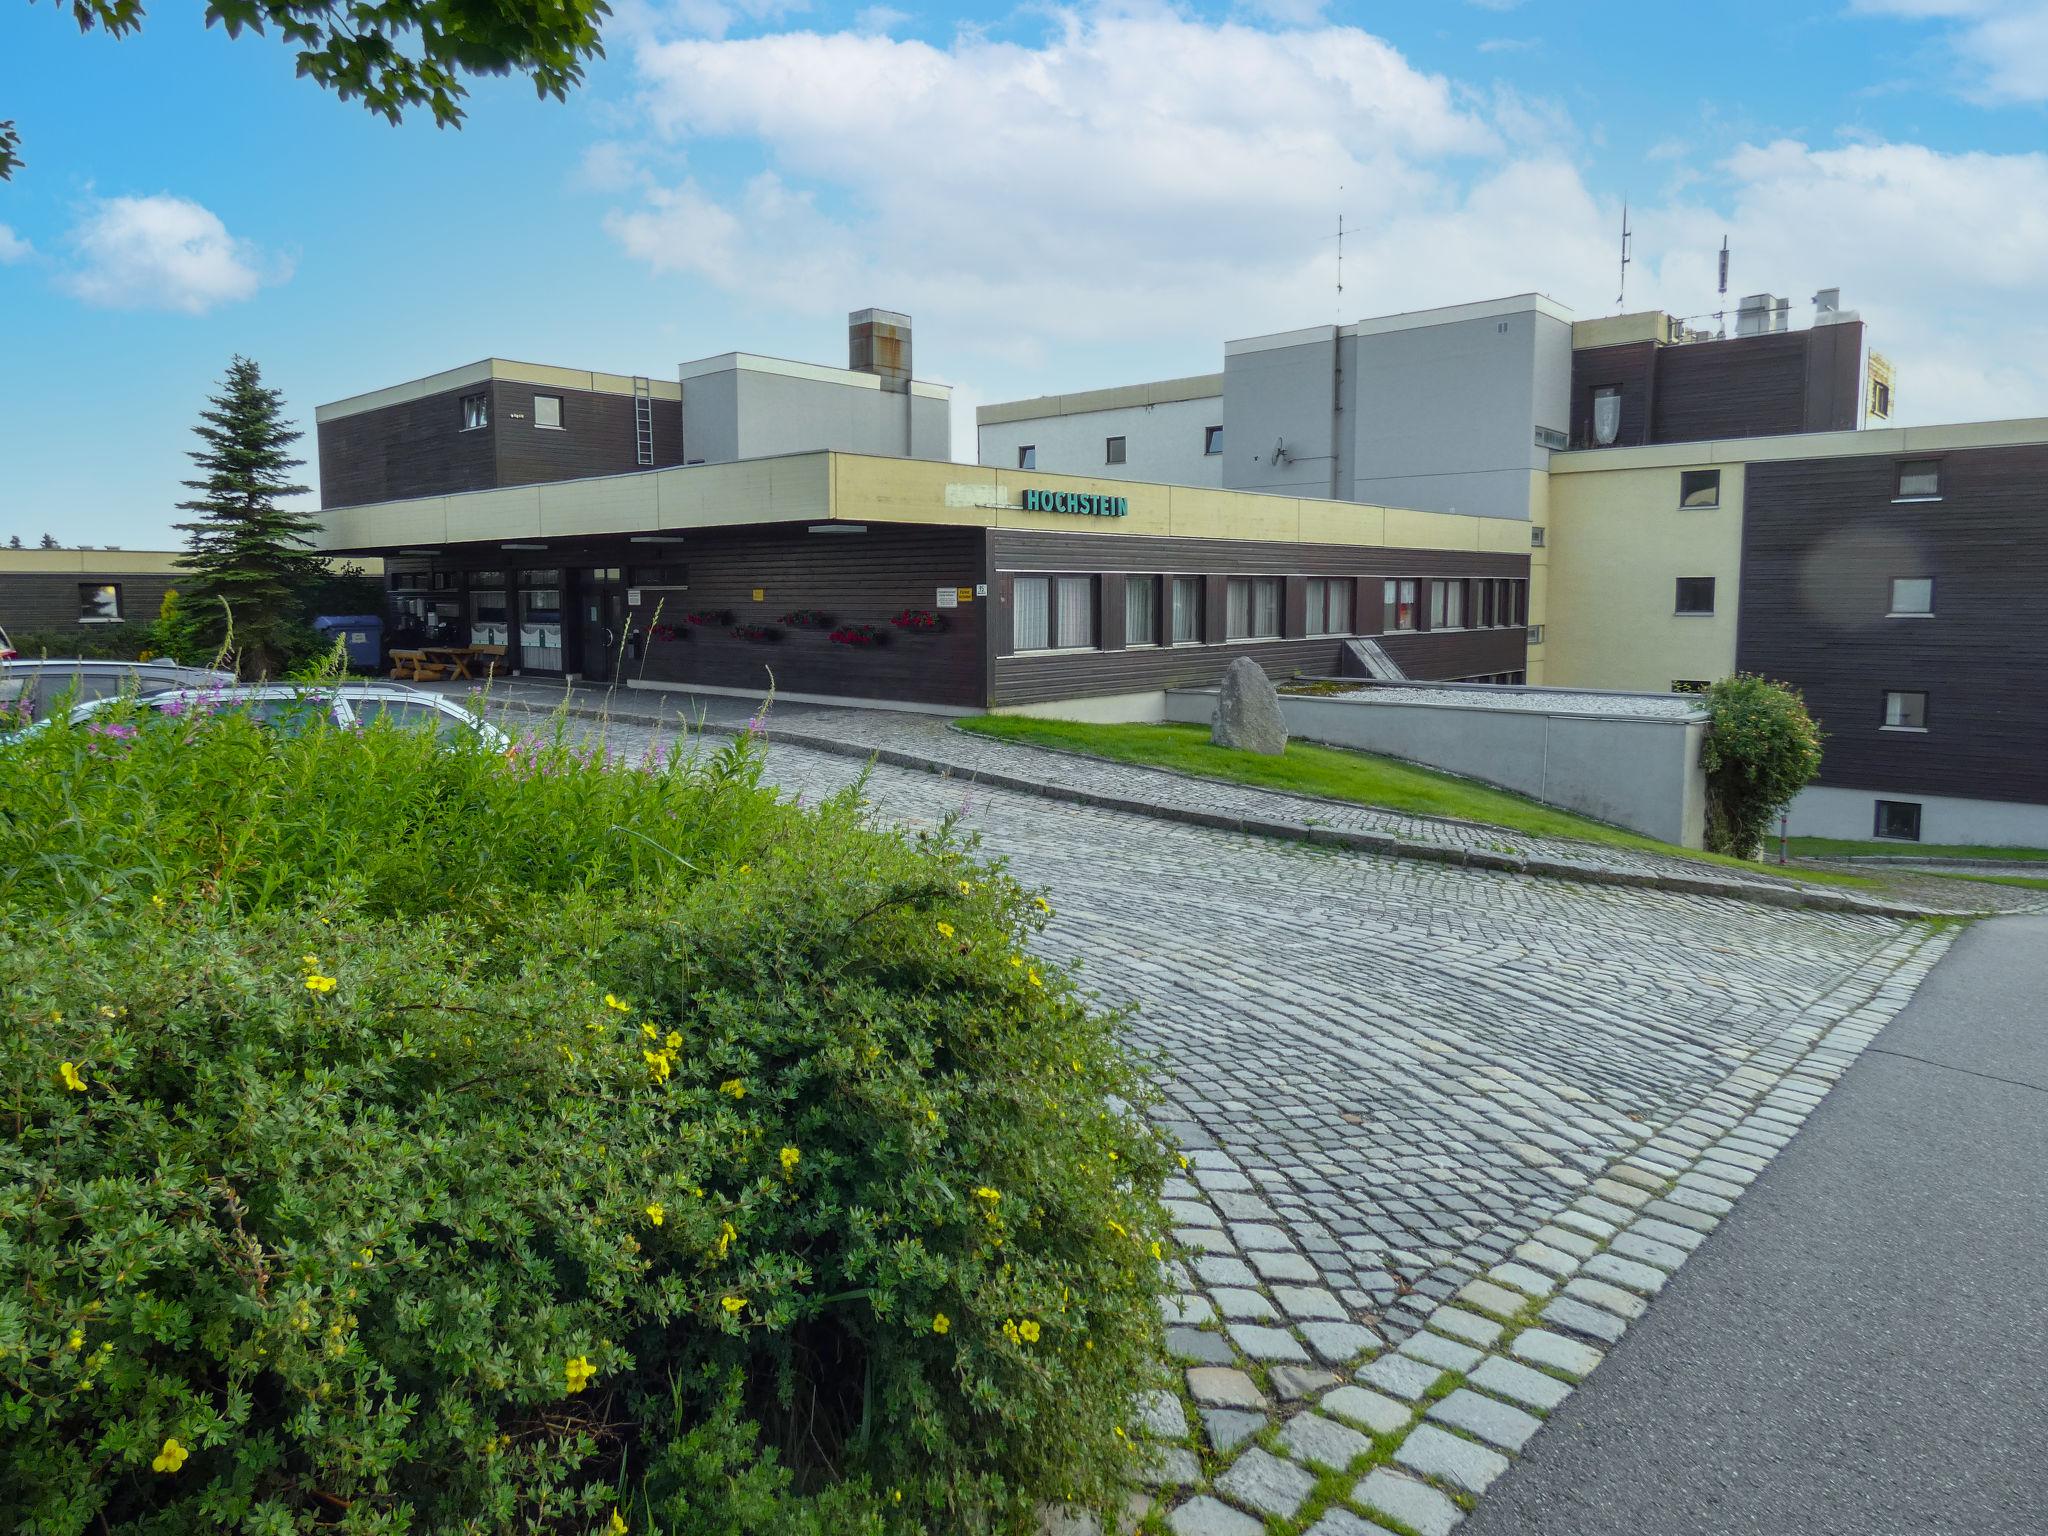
[{"xmin": 1, "ymin": 707, "xmax": 1173, "ymax": 1535}]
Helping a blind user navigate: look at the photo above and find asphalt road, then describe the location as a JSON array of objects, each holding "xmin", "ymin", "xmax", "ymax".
[{"xmin": 1463, "ymin": 915, "xmax": 2048, "ymax": 1536}]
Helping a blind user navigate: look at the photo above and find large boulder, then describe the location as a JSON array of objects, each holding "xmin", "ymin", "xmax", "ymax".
[{"xmin": 1211, "ymin": 656, "xmax": 1288, "ymax": 755}]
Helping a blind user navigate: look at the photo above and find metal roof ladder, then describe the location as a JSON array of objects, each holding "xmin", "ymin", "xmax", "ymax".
[{"xmin": 633, "ymin": 376, "xmax": 655, "ymax": 466}]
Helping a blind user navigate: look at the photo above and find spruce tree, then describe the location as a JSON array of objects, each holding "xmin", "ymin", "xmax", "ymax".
[{"xmin": 173, "ymin": 356, "xmax": 320, "ymax": 679}]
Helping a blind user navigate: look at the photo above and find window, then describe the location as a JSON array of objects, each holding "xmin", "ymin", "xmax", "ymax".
[
  {"xmin": 1204, "ymin": 426, "xmax": 1224, "ymax": 456},
  {"xmin": 1531, "ymin": 525, "xmax": 1546, "ymax": 548},
  {"xmin": 1591, "ymin": 384, "xmax": 1622, "ymax": 447},
  {"xmin": 1011, "ymin": 574, "xmax": 1095, "ymax": 652},
  {"xmin": 1478, "ymin": 581, "xmax": 1496, "ymax": 628},
  {"xmin": 1428, "ymin": 579, "xmax": 1465, "ymax": 629},
  {"xmin": 1874, "ymin": 800, "xmax": 1923, "ymax": 842},
  {"xmin": 1305, "ymin": 578, "xmax": 1352, "ymax": 637},
  {"xmin": 461, "ymin": 393, "xmax": 490, "ymax": 431},
  {"xmin": 1513, "ymin": 579, "xmax": 1529, "ymax": 625},
  {"xmin": 1872, "ymin": 380, "xmax": 1893, "ymax": 418},
  {"xmin": 1226, "ymin": 576, "xmax": 1281, "ymax": 640},
  {"xmin": 1017, "ymin": 445, "xmax": 1037, "ymax": 470},
  {"xmin": 1534, "ymin": 425, "xmax": 1567, "ymax": 451},
  {"xmin": 1895, "ymin": 459, "xmax": 1941, "ymax": 499},
  {"xmin": 1674, "ymin": 577, "xmax": 1716, "ymax": 615},
  {"xmin": 1883, "ymin": 690, "xmax": 1928, "ymax": 730},
  {"xmin": 1124, "ymin": 575, "xmax": 1159, "ymax": 646},
  {"xmin": 1105, "ymin": 436, "xmax": 1127, "ymax": 466},
  {"xmin": 77, "ymin": 583, "xmax": 122, "ymax": 622},
  {"xmin": 1384, "ymin": 578, "xmax": 1418, "ymax": 632},
  {"xmin": 1679, "ymin": 469, "xmax": 1721, "ymax": 509},
  {"xmin": 1671, "ymin": 679, "xmax": 1710, "ymax": 694},
  {"xmin": 533, "ymin": 394, "xmax": 563, "ymax": 430},
  {"xmin": 1171, "ymin": 577, "xmax": 1202, "ymax": 644},
  {"xmin": 1527, "ymin": 623, "xmax": 1545, "ymax": 644},
  {"xmin": 1889, "ymin": 577, "xmax": 1934, "ymax": 616}
]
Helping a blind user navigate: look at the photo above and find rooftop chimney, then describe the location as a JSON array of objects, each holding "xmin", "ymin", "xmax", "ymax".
[{"xmin": 849, "ymin": 308, "xmax": 912, "ymax": 393}]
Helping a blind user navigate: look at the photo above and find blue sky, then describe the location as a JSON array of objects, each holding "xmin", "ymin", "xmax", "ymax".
[{"xmin": 4, "ymin": 0, "xmax": 2048, "ymax": 547}]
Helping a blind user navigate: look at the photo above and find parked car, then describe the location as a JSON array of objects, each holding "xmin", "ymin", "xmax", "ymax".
[
  {"xmin": 0, "ymin": 626, "xmax": 16, "ymax": 661},
  {"xmin": 0, "ymin": 658, "xmax": 234, "ymax": 721},
  {"xmin": 10, "ymin": 683, "xmax": 511, "ymax": 750}
]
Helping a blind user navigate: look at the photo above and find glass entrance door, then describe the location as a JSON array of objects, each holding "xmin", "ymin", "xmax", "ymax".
[
  {"xmin": 577, "ymin": 567, "xmax": 625, "ymax": 685},
  {"xmin": 517, "ymin": 569, "xmax": 564, "ymax": 672}
]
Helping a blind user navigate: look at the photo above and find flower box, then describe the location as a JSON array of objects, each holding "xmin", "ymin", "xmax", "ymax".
[
  {"xmin": 891, "ymin": 609, "xmax": 947, "ymax": 633},
  {"xmin": 777, "ymin": 609, "xmax": 833, "ymax": 629},
  {"xmin": 828, "ymin": 624, "xmax": 885, "ymax": 647},
  {"xmin": 684, "ymin": 610, "xmax": 732, "ymax": 627},
  {"xmin": 728, "ymin": 623, "xmax": 778, "ymax": 642}
]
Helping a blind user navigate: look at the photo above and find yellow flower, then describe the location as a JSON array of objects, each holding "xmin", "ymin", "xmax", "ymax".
[
  {"xmin": 1009, "ymin": 955, "xmax": 1023, "ymax": 968},
  {"xmin": 931, "ymin": 1313, "xmax": 950, "ymax": 1335},
  {"xmin": 150, "ymin": 893, "xmax": 166, "ymax": 909},
  {"xmin": 67, "ymin": 1328, "xmax": 85, "ymax": 1351},
  {"xmin": 973, "ymin": 1186, "xmax": 1001, "ymax": 1204},
  {"xmin": 1106, "ymin": 1219, "xmax": 1127, "ymax": 1238},
  {"xmin": 1001, "ymin": 1319, "xmax": 1020, "ymax": 1344},
  {"xmin": 641, "ymin": 1022, "xmax": 658, "ymax": 1039},
  {"xmin": 564, "ymin": 1355, "xmax": 597, "ymax": 1393},
  {"xmin": 1150, "ymin": 1241, "xmax": 1163, "ymax": 1260},
  {"xmin": 611, "ymin": 1511, "xmax": 629, "ymax": 1534},
  {"xmin": 715, "ymin": 1220, "xmax": 737, "ymax": 1259},
  {"xmin": 643, "ymin": 1050, "xmax": 672, "ymax": 1084},
  {"xmin": 1033, "ymin": 896, "xmax": 1052, "ymax": 914},
  {"xmin": 665, "ymin": 1031, "xmax": 682, "ymax": 1051},
  {"xmin": 301, "ymin": 955, "xmax": 319, "ymax": 968},
  {"xmin": 892, "ymin": 1489, "xmax": 903, "ymax": 1504},
  {"xmin": 151, "ymin": 1437, "xmax": 189, "ymax": 1473},
  {"xmin": 721, "ymin": 1295, "xmax": 747, "ymax": 1315},
  {"xmin": 957, "ymin": 880, "xmax": 973, "ymax": 895},
  {"xmin": 719, "ymin": 1079, "xmax": 746, "ymax": 1099},
  {"xmin": 1027, "ymin": 970, "xmax": 1043, "ymax": 989},
  {"xmin": 304, "ymin": 975, "xmax": 337, "ymax": 994},
  {"xmin": 58, "ymin": 1061, "xmax": 87, "ymax": 1093},
  {"xmin": 779, "ymin": 1146, "xmax": 801, "ymax": 1175},
  {"xmin": 739, "ymin": 863, "xmax": 751, "ymax": 875},
  {"xmin": 604, "ymin": 993, "xmax": 632, "ymax": 1013},
  {"xmin": 936, "ymin": 921, "xmax": 955, "ymax": 939},
  {"xmin": 1018, "ymin": 1319, "xmax": 1040, "ymax": 1343},
  {"xmin": 645, "ymin": 1203, "xmax": 665, "ymax": 1227}
]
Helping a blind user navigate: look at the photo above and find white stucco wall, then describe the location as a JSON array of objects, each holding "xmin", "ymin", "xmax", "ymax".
[
  {"xmin": 977, "ymin": 395, "xmax": 1222, "ymax": 487},
  {"xmin": 1785, "ymin": 784, "xmax": 2048, "ymax": 848}
]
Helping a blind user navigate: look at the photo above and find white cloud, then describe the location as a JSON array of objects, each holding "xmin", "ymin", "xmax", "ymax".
[
  {"xmin": 1477, "ymin": 36, "xmax": 1538, "ymax": 52},
  {"xmin": 603, "ymin": 9, "xmax": 2048, "ymax": 428},
  {"xmin": 60, "ymin": 194, "xmax": 284, "ymax": 314},
  {"xmin": 638, "ymin": 0, "xmax": 812, "ymax": 41},
  {"xmin": 1853, "ymin": 0, "xmax": 2048, "ymax": 103},
  {"xmin": 0, "ymin": 223, "xmax": 31, "ymax": 262},
  {"xmin": 853, "ymin": 5, "xmax": 909, "ymax": 33}
]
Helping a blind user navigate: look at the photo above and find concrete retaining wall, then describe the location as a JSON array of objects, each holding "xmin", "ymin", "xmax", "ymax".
[{"xmin": 1166, "ymin": 685, "xmax": 1709, "ymax": 847}]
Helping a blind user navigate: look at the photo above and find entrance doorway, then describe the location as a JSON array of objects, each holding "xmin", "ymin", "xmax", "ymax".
[{"xmin": 578, "ymin": 567, "xmax": 626, "ymax": 685}]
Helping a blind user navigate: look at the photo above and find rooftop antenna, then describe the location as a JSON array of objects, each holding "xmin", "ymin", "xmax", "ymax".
[
  {"xmin": 1336, "ymin": 184, "xmax": 1345, "ymax": 322},
  {"xmin": 1714, "ymin": 235, "xmax": 1730, "ymax": 339},
  {"xmin": 1616, "ymin": 197, "xmax": 1632, "ymax": 309}
]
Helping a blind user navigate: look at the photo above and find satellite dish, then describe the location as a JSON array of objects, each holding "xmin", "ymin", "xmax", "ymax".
[{"xmin": 1270, "ymin": 436, "xmax": 1293, "ymax": 467}]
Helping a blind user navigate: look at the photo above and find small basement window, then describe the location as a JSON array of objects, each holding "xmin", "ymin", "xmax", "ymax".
[
  {"xmin": 1874, "ymin": 799, "xmax": 1923, "ymax": 842},
  {"xmin": 78, "ymin": 583, "xmax": 122, "ymax": 622},
  {"xmin": 1204, "ymin": 426, "xmax": 1223, "ymax": 455},
  {"xmin": 533, "ymin": 394, "xmax": 563, "ymax": 430},
  {"xmin": 1679, "ymin": 469, "xmax": 1721, "ymax": 509},
  {"xmin": 461, "ymin": 392, "xmax": 489, "ymax": 431},
  {"xmin": 1883, "ymin": 690, "xmax": 1928, "ymax": 730},
  {"xmin": 1895, "ymin": 459, "xmax": 1941, "ymax": 499},
  {"xmin": 1674, "ymin": 577, "xmax": 1716, "ymax": 615},
  {"xmin": 1105, "ymin": 436, "xmax": 1127, "ymax": 466},
  {"xmin": 1889, "ymin": 577, "xmax": 1934, "ymax": 616},
  {"xmin": 1017, "ymin": 444, "xmax": 1036, "ymax": 470}
]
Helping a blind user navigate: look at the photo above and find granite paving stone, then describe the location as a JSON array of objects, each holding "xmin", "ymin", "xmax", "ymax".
[
  {"xmin": 1135, "ymin": 1389, "xmax": 1189, "ymax": 1440},
  {"xmin": 1301, "ymin": 1509, "xmax": 1386, "ymax": 1536},
  {"xmin": 1319, "ymin": 1384, "xmax": 1417, "ymax": 1436},
  {"xmin": 1273, "ymin": 1284, "xmax": 1347, "ymax": 1320},
  {"xmin": 1214, "ymin": 1447, "xmax": 1319, "ymax": 1519},
  {"xmin": 1540, "ymin": 1296, "xmax": 1628, "ymax": 1344},
  {"xmin": 1610, "ymin": 1231, "xmax": 1691, "ymax": 1270},
  {"xmin": 1355, "ymin": 1469, "xmax": 1467, "ymax": 1536},
  {"xmin": 1210, "ymin": 1287, "xmax": 1278, "ymax": 1321},
  {"xmin": 1509, "ymin": 1328, "xmax": 1605, "ymax": 1378},
  {"xmin": 1427, "ymin": 1388, "xmax": 1544, "ymax": 1452},
  {"xmin": 1166, "ymin": 1495, "xmax": 1266, "ymax": 1536},
  {"xmin": 1227, "ymin": 1323, "xmax": 1311, "ymax": 1362},
  {"xmin": 1394, "ymin": 1423, "xmax": 1513, "ymax": 1495},
  {"xmin": 1581, "ymin": 1253, "xmax": 1670, "ymax": 1295},
  {"xmin": 1429, "ymin": 1308, "xmax": 1504, "ymax": 1348},
  {"xmin": 1249, "ymin": 1250, "xmax": 1320, "ymax": 1283},
  {"xmin": 1399, "ymin": 1330, "xmax": 1485, "ymax": 1373},
  {"xmin": 1185, "ymin": 1367, "xmax": 1267, "ymax": 1410},
  {"xmin": 1467, "ymin": 1354, "xmax": 1574, "ymax": 1412},
  {"xmin": 1300, "ymin": 1321, "xmax": 1382, "ymax": 1364},
  {"xmin": 1277, "ymin": 1411, "xmax": 1374, "ymax": 1470},
  {"xmin": 1563, "ymin": 1275, "xmax": 1650, "ymax": 1320},
  {"xmin": 1201, "ymin": 1408, "xmax": 1265, "ymax": 1453},
  {"xmin": 1361, "ymin": 1352, "xmax": 1446, "ymax": 1401},
  {"xmin": 1268, "ymin": 1365, "xmax": 1341, "ymax": 1401},
  {"xmin": 1167, "ymin": 1328, "xmax": 1236, "ymax": 1365}
]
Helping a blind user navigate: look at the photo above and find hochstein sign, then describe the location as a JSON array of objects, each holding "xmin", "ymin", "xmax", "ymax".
[{"xmin": 1020, "ymin": 489, "xmax": 1129, "ymax": 518}]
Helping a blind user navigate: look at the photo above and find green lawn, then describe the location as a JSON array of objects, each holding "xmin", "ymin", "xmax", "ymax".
[
  {"xmin": 1787, "ymin": 836, "xmax": 2048, "ymax": 862},
  {"xmin": 1925, "ymin": 871, "xmax": 2048, "ymax": 892},
  {"xmin": 956, "ymin": 717, "xmax": 1875, "ymax": 887}
]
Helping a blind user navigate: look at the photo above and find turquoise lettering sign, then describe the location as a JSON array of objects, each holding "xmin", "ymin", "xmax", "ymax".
[{"xmin": 1020, "ymin": 489, "xmax": 1130, "ymax": 518}]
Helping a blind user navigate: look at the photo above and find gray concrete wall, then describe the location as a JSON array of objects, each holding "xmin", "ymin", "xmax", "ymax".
[
  {"xmin": 976, "ymin": 394, "xmax": 1222, "ymax": 486},
  {"xmin": 682, "ymin": 368, "xmax": 950, "ymax": 465},
  {"xmin": 1221, "ymin": 328, "xmax": 1343, "ymax": 498},
  {"xmin": 1786, "ymin": 784, "xmax": 2048, "ymax": 848},
  {"xmin": 1164, "ymin": 687, "xmax": 1708, "ymax": 846}
]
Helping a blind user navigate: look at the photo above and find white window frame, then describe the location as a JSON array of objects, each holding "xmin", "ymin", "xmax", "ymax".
[
  {"xmin": 1894, "ymin": 459, "xmax": 1941, "ymax": 501},
  {"xmin": 533, "ymin": 394, "xmax": 564, "ymax": 430},
  {"xmin": 460, "ymin": 392, "xmax": 490, "ymax": 431},
  {"xmin": 1882, "ymin": 690, "xmax": 1928, "ymax": 732},
  {"xmin": 1123, "ymin": 574, "xmax": 1158, "ymax": 648},
  {"xmin": 1384, "ymin": 578, "xmax": 1418, "ymax": 633},
  {"xmin": 1225, "ymin": 576, "xmax": 1281, "ymax": 641},
  {"xmin": 1888, "ymin": 577, "xmax": 1934, "ymax": 618},
  {"xmin": 1170, "ymin": 576, "xmax": 1202, "ymax": 645}
]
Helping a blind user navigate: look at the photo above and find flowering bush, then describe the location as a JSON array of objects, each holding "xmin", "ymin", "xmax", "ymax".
[
  {"xmin": 684, "ymin": 610, "xmax": 731, "ymax": 627},
  {"xmin": 0, "ymin": 706, "xmax": 1173, "ymax": 1535},
  {"xmin": 829, "ymin": 624, "xmax": 885, "ymax": 648},
  {"xmin": 646, "ymin": 623, "xmax": 681, "ymax": 643},
  {"xmin": 1700, "ymin": 673, "xmax": 1824, "ymax": 856},
  {"xmin": 890, "ymin": 610, "xmax": 945, "ymax": 633},
  {"xmin": 776, "ymin": 609, "xmax": 832, "ymax": 629}
]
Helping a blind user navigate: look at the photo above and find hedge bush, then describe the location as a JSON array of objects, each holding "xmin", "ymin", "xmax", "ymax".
[
  {"xmin": 0, "ymin": 705, "xmax": 1174, "ymax": 1534},
  {"xmin": 1700, "ymin": 673, "xmax": 1824, "ymax": 857}
]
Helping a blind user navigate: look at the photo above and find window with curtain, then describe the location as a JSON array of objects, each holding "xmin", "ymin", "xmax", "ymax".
[
  {"xmin": 1227, "ymin": 577, "xmax": 1280, "ymax": 639},
  {"xmin": 1306, "ymin": 578, "xmax": 1352, "ymax": 636},
  {"xmin": 1444, "ymin": 580, "xmax": 1465, "ymax": 628},
  {"xmin": 1384, "ymin": 578, "xmax": 1417, "ymax": 631},
  {"xmin": 1226, "ymin": 578, "xmax": 1250, "ymax": 639},
  {"xmin": 1171, "ymin": 577, "xmax": 1202, "ymax": 644},
  {"xmin": 1013, "ymin": 576, "xmax": 1050, "ymax": 651},
  {"xmin": 1055, "ymin": 576, "xmax": 1094, "ymax": 649},
  {"xmin": 1592, "ymin": 385, "xmax": 1621, "ymax": 446},
  {"xmin": 1124, "ymin": 575, "xmax": 1159, "ymax": 646}
]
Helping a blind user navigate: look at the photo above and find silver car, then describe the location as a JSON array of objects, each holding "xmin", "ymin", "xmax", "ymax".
[
  {"xmin": 23, "ymin": 682, "xmax": 511, "ymax": 750},
  {"xmin": 0, "ymin": 658, "xmax": 236, "ymax": 722}
]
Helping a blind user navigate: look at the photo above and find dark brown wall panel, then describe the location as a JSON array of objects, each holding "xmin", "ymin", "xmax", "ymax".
[
  {"xmin": 1651, "ymin": 332, "xmax": 1809, "ymax": 443},
  {"xmin": 1737, "ymin": 446, "xmax": 2048, "ymax": 805},
  {"xmin": 0, "ymin": 573, "xmax": 179, "ymax": 635},
  {"xmin": 1801, "ymin": 321, "xmax": 1866, "ymax": 434},
  {"xmin": 318, "ymin": 382, "xmax": 683, "ymax": 508},
  {"xmin": 1570, "ymin": 341, "xmax": 1656, "ymax": 449}
]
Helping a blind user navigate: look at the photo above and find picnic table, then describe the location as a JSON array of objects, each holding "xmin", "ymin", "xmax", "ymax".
[{"xmin": 388, "ymin": 645, "xmax": 506, "ymax": 682}]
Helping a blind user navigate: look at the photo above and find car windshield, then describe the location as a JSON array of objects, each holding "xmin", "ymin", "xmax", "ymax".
[{"xmin": 350, "ymin": 698, "xmax": 478, "ymax": 740}]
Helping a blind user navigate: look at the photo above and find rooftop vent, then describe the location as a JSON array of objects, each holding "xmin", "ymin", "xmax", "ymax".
[
  {"xmin": 849, "ymin": 308, "xmax": 912, "ymax": 393},
  {"xmin": 1736, "ymin": 293, "xmax": 1790, "ymax": 337}
]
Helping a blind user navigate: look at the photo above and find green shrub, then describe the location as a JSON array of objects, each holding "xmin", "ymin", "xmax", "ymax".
[
  {"xmin": 1700, "ymin": 673, "xmax": 1823, "ymax": 857},
  {"xmin": 0, "ymin": 708, "xmax": 1173, "ymax": 1534},
  {"xmin": 3, "ymin": 623, "xmax": 161, "ymax": 661}
]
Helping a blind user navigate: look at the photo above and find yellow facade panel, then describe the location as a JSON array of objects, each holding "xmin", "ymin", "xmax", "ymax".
[
  {"xmin": 832, "ymin": 457, "xmax": 997, "ymax": 528},
  {"xmin": 446, "ymin": 486, "xmax": 540, "ymax": 544},
  {"xmin": 1165, "ymin": 486, "xmax": 1296, "ymax": 542},
  {"xmin": 540, "ymin": 475, "xmax": 659, "ymax": 538},
  {"xmin": 1297, "ymin": 499, "xmax": 1387, "ymax": 548}
]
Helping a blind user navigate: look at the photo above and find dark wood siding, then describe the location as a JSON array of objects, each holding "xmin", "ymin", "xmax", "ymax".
[
  {"xmin": 987, "ymin": 530, "xmax": 1528, "ymax": 706},
  {"xmin": 1736, "ymin": 445, "xmax": 2048, "ymax": 805},
  {"xmin": 0, "ymin": 570, "xmax": 179, "ymax": 636},
  {"xmin": 318, "ymin": 382, "xmax": 683, "ymax": 508},
  {"xmin": 1652, "ymin": 332, "xmax": 1809, "ymax": 443},
  {"xmin": 1570, "ymin": 341, "xmax": 1656, "ymax": 449}
]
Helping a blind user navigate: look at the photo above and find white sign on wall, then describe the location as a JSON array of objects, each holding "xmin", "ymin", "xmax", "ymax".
[{"xmin": 936, "ymin": 588, "xmax": 959, "ymax": 609}]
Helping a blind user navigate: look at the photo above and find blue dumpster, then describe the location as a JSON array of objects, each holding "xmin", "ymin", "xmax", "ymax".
[{"xmin": 312, "ymin": 614, "xmax": 385, "ymax": 670}]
